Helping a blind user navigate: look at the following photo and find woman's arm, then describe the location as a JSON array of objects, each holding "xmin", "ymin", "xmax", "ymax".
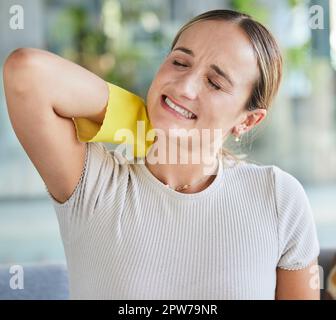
[
  {"xmin": 275, "ymin": 260, "xmax": 320, "ymax": 300},
  {"xmin": 3, "ymin": 47, "xmax": 109, "ymax": 204}
]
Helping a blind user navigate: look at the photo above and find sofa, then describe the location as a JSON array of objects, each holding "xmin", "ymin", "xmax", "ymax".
[{"xmin": 0, "ymin": 249, "xmax": 335, "ymax": 300}]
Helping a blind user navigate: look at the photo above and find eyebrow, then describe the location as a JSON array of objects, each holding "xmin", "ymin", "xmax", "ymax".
[{"xmin": 173, "ymin": 46, "xmax": 235, "ymax": 88}]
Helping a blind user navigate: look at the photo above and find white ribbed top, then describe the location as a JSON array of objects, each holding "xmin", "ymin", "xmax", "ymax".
[{"xmin": 46, "ymin": 142, "xmax": 320, "ymax": 300}]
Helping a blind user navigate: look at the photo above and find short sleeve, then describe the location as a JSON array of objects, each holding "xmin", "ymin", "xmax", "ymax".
[
  {"xmin": 273, "ymin": 166, "xmax": 320, "ymax": 270},
  {"xmin": 72, "ymin": 81, "xmax": 155, "ymax": 158},
  {"xmin": 45, "ymin": 142, "xmax": 117, "ymax": 243}
]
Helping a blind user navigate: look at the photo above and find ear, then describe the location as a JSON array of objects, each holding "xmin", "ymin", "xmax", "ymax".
[
  {"xmin": 241, "ymin": 109, "xmax": 267, "ymax": 132},
  {"xmin": 232, "ymin": 109, "xmax": 267, "ymax": 135}
]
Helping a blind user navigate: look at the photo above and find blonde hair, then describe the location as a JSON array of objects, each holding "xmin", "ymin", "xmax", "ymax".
[{"xmin": 170, "ymin": 9, "xmax": 283, "ymax": 165}]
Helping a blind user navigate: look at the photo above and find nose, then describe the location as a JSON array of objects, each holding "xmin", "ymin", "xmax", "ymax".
[{"xmin": 175, "ymin": 72, "xmax": 201, "ymax": 101}]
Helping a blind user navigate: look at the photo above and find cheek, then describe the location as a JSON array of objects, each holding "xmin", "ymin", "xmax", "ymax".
[
  {"xmin": 146, "ymin": 65, "xmax": 174, "ymax": 105},
  {"xmin": 147, "ymin": 70, "xmax": 168, "ymax": 97},
  {"xmin": 155, "ymin": 61, "xmax": 177, "ymax": 83},
  {"xmin": 146, "ymin": 85, "xmax": 157, "ymax": 123},
  {"xmin": 145, "ymin": 76, "xmax": 165, "ymax": 122},
  {"xmin": 200, "ymin": 97, "xmax": 240, "ymax": 128}
]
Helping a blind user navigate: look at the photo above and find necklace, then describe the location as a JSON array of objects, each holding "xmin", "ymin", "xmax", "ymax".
[{"xmin": 165, "ymin": 158, "xmax": 220, "ymax": 192}]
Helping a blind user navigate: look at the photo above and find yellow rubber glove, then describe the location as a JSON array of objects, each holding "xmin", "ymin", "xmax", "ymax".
[{"xmin": 73, "ymin": 82, "xmax": 155, "ymax": 158}]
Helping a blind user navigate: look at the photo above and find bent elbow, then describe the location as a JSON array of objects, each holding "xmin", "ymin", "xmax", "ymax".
[
  {"xmin": 4, "ymin": 48, "xmax": 35, "ymax": 74},
  {"xmin": 3, "ymin": 48, "xmax": 42, "ymax": 98}
]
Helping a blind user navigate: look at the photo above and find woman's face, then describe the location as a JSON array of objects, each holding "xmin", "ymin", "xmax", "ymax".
[{"xmin": 146, "ymin": 19, "xmax": 262, "ymax": 144}]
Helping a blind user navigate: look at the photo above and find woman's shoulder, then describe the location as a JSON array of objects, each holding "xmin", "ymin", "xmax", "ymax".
[
  {"xmin": 83, "ymin": 142, "xmax": 133, "ymax": 184},
  {"xmin": 89, "ymin": 142, "xmax": 131, "ymax": 166},
  {"xmin": 238, "ymin": 160, "xmax": 313, "ymax": 220},
  {"xmin": 221, "ymin": 155, "xmax": 275, "ymax": 178},
  {"xmin": 222, "ymin": 157, "xmax": 307, "ymax": 195},
  {"xmin": 224, "ymin": 156, "xmax": 297, "ymax": 180}
]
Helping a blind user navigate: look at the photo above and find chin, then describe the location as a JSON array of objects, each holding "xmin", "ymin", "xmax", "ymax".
[{"xmin": 149, "ymin": 115, "xmax": 173, "ymax": 136}]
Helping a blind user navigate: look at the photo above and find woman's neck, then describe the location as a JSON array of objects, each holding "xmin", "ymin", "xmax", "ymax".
[{"xmin": 144, "ymin": 141, "xmax": 219, "ymax": 193}]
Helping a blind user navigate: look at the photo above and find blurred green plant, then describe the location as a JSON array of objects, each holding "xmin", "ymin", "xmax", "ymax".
[
  {"xmin": 50, "ymin": 0, "xmax": 167, "ymax": 94},
  {"xmin": 285, "ymin": 41, "xmax": 312, "ymax": 70},
  {"xmin": 49, "ymin": 6, "xmax": 110, "ymax": 74},
  {"xmin": 285, "ymin": 0, "xmax": 312, "ymax": 72},
  {"xmin": 231, "ymin": 0, "xmax": 312, "ymax": 71},
  {"xmin": 287, "ymin": 0, "xmax": 307, "ymax": 7},
  {"xmin": 230, "ymin": 0, "xmax": 269, "ymax": 24}
]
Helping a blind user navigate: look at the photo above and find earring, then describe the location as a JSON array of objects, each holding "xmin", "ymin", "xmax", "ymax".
[{"xmin": 234, "ymin": 124, "xmax": 246, "ymax": 142}]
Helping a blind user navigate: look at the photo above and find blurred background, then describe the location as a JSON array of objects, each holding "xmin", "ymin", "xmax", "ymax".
[{"xmin": 0, "ymin": 0, "xmax": 335, "ymax": 265}]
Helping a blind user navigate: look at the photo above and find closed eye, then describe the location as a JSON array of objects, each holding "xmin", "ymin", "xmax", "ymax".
[
  {"xmin": 172, "ymin": 60, "xmax": 188, "ymax": 67},
  {"xmin": 173, "ymin": 60, "xmax": 221, "ymax": 91},
  {"xmin": 208, "ymin": 79, "xmax": 221, "ymax": 90}
]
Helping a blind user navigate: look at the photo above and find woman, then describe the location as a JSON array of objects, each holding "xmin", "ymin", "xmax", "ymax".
[{"xmin": 3, "ymin": 9, "xmax": 320, "ymax": 299}]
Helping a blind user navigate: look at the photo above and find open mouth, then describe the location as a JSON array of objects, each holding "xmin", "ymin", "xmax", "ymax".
[{"xmin": 160, "ymin": 95, "xmax": 197, "ymax": 120}]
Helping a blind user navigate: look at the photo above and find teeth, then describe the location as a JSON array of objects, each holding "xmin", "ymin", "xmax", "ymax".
[{"xmin": 165, "ymin": 97, "xmax": 196, "ymax": 119}]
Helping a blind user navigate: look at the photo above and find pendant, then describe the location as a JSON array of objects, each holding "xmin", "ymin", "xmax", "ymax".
[{"xmin": 175, "ymin": 184, "xmax": 191, "ymax": 191}]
